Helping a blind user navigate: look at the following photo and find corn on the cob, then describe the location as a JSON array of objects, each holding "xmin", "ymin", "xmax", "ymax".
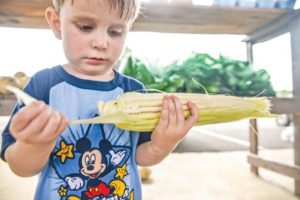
[
  {"xmin": 5, "ymin": 87, "xmax": 274, "ymax": 132},
  {"xmin": 71, "ymin": 92, "xmax": 273, "ymax": 132}
]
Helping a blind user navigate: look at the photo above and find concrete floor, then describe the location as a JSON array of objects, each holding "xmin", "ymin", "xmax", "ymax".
[
  {"xmin": 0, "ymin": 149, "xmax": 299, "ymax": 200},
  {"xmin": 142, "ymin": 149, "xmax": 299, "ymax": 200}
]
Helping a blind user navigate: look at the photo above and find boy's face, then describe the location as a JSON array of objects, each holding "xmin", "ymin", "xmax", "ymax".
[{"xmin": 53, "ymin": 0, "xmax": 130, "ymax": 78}]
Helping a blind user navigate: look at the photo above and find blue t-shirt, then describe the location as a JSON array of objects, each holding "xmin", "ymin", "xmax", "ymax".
[{"xmin": 1, "ymin": 66, "xmax": 151, "ymax": 200}]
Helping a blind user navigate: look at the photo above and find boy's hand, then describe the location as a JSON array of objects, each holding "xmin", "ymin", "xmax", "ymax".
[
  {"xmin": 150, "ymin": 95, "xmax": 199, "ymax": 154},
  {"xmin": 10, "ymin": 100, "xmax": 69, "ymax": 148}
]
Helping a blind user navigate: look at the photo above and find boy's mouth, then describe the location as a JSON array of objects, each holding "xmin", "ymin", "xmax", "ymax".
[{"xmin": 85, "ymin": 57, "xmax": 108, "ymax": 65}]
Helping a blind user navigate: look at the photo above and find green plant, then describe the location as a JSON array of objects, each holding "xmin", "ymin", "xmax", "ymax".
[{"xmin": 121, "ymin": 52, "xmax": 276, "ymax": 97}]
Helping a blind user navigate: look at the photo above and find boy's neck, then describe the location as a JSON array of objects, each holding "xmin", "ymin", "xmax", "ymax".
[{"xmin": 62, "ymin": 64, "xmax": 115, "ymax": 82}]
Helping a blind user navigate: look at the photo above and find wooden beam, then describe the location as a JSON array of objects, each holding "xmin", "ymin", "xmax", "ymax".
[
  {"xmin": 0, "ymin": 1, "xmax": 50, "ymax": 29},
  {"xmin": 270, "ymin": 97, "xmax": 300, "ymax": 114},
  {"xmin": 244, "ymin": 9, "xmax": 300, "ymax": 43},
  {"xmin": 247, "ymin": 154, "xmax": 300, "ymax": 181},
  {"xmin": 134, "ymin": 4, "xmax": 287, "ymax": 34},
  {"xmin": 0, "ymin": 1, "xmax": 287, "ymax": 34},
  {"xmin": 290, "ymin": 14, "xmax": 300, "ymax": 197}
]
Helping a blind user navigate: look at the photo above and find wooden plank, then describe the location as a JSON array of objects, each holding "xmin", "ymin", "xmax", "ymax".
[
  {"xmin": 0, "ymin": 1, "xmax": 50, "ymax": 29},
  {"xmin": 290, "ymin": 14, "xmax": 300, "ymax": 197},
  {"xmin": 134, "ymin": 4, "xmax": 287, "ymax": 34},
  {"xmin": 0, "ymin": 1, "xmax": 287, "ymax": 34},
  {"xmin": 247, "ymin": 154, "xmax": 300, "ymax": 181},
  {"xmin": 244, "ymin": 9, "xmax": 300, "ymax": 43},
  {"xmin": 270, "ymin": 97, "xmax": 300, "ymax": 114}
]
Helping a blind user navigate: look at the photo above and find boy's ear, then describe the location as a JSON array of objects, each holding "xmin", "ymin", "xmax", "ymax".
[{"xmin": 45, "ymin": 7, "xmax": 62, "ymax": 39}]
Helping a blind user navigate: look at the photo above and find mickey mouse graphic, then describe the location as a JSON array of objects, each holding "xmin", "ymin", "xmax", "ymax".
[
  {"xmin": 66, "ymin": 137, "xmax": 116, "ymax": 199},
  {"xmin": 53, "ymin": 122, "xmax": 131, "ymax": 200}
]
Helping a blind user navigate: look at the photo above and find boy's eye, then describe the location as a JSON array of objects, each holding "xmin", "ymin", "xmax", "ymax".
[
  {"xmin": 76, "ymin": 23, "xmax": 94, "ymax": 32},
  {"xmin": 108, "ymin": 29, "xmax": 123, "ymax": 37}
]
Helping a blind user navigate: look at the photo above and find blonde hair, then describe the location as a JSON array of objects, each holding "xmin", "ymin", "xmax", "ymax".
[{"xmin": 51, "ymin": 0, "xmax": 140, "ymax": 23}]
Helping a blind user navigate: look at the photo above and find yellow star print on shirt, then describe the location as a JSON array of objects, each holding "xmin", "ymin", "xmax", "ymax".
[
  {"xmin": 56, "ymin": 140, "xmax": 74, "ymax": 163},
  {"xmin": 130, "ymin": 190, "xmax": 134, "ymax": 200},
  {"xmin": 115, "ymin": 164, "xmax": 128, "ymax": 180},
  {"xmin": 58, "ymin": 185, "xmax": 67, "ymax": 197}
]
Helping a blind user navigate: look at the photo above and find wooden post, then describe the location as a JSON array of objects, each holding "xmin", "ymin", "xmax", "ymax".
[
  {"xmin": 294, "ymin": 114, "xmax": 300, "ymax": 196},
  {"xmin": 290, "ymin": 15, "xmax": 300, "ymax": 197},
  {"xmin": 246, "ymin": 42, "xmax": 259, "ymax": 176},
  {"xmin": 246, "ymin": 42, "xmax": 253, "ymax": 62},
  {"xmin": 249, "ymin": 119, "xmax": 259, "ymax": 175}
]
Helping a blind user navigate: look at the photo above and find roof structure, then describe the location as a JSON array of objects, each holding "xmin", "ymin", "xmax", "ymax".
[{"xmin": 0, "ymin": 0, "xmax": 292, "ymax": 34}]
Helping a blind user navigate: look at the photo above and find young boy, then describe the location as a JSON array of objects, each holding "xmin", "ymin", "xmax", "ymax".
[{"xmin": 1, "ymin": 0, "xmax": 198, "ymax": 199}]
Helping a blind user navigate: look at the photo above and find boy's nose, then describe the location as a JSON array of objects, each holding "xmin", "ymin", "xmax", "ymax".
[{"xmin": 91, "ymin": 32, "xmax": 108, "ymax": 50}]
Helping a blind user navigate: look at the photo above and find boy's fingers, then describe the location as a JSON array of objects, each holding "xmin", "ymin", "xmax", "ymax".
[
  {"xmin": 40, "ymin": 111, "xmax": 67, "ymax": 141},
  {"xmin": 10, "ymin": 101, "xmax": 46, "ymax": 134},
  {"xmin": 185, "ymin": 101, "xmax": 199, "ymax": 128},
  {"xmin": 50, "ymin": 113, "xmax": 69, "ymax": 140},
  {"xmin": 154, "ymin": 96, "xmax": 169, "ymax": 133},
  {"xmin": 16, "ymin": 106, "xmax": 53, "ymax": 141},
  {"xmin": 172, "ymin": 96, "xmax": 184, "ymax": 124},
  {"xmin": 54, "ymin": 114, "xmax": 69, "ymax": 137},
  {"xmin": 167, "ymin": 96, "xmax": 177, "ymax": 126},
  {"xmin": 40, "ymin": 111, "xmax": 60, "ymax": 137}
]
